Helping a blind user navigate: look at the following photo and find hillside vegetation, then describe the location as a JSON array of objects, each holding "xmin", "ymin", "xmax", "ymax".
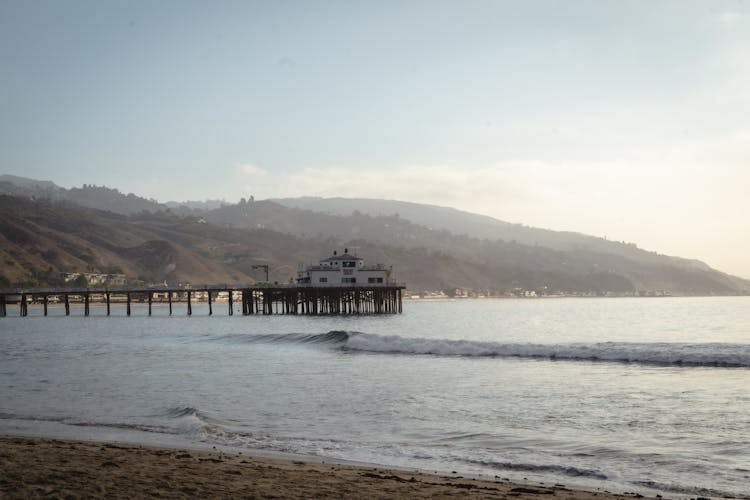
[{"xmin": 1, "ymin": 176, "xmax": 748, "ymax": 295}]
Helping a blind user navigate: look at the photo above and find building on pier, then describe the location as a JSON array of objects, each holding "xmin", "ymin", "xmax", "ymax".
[{"xmin": 296, "ymin": 249, "xmax": 391, "ymax": 286}]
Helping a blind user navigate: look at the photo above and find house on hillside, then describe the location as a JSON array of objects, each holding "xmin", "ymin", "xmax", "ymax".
[
  {"xmin": 296, "ymin": 248, "xmax": 391, "ymax": 286},
  {"xmin": 61, "ymin": 272, "xmax": 126, "ymax": 286}
]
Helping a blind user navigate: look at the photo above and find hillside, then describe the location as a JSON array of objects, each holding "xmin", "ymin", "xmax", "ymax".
[
  {"xmin": 0, "ymin": 174, "xmax": 723, "ymax": 277},
  {"xmin": 1, "ymin": 194, "xmax": 748, "ymax": 295},
  {"xmin": 272, "ymin": 197, "xmax": 714, "ymax": 272},
  {"xmin": 0, "ymin": 175, "xmax": 166, "ymax": 215},
  {"xmin": 201, "ymin": 198, "xmax": 749, "ymax": 293}
]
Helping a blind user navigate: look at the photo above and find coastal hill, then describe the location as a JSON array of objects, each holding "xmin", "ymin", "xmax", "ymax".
[
  {"xmin": 197, "ymin": 198, "xmax": 749, "ymax": 295},
  {"xmin": 272, "ymin": 197, "xmax": 714, "ymax": 272},
  {"xmin": 0, "ymin": 175, "xmax": 165, "ymax": 215},
  {"xmin": 1, "ymin": 176, "xmax": 748, "ymax": 295}
]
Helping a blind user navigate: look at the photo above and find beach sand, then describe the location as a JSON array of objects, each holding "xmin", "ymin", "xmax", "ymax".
[{"xmin": 0, "ymin": 436, "xmax": 656, "ymax": 499}]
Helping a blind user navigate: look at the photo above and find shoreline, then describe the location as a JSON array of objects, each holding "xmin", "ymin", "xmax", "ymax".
[{"xmin": 0, "ymin": 435, "xmax": 656, "ymax": 499}]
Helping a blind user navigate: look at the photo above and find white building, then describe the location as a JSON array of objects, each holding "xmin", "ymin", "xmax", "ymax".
[
  {"xmin": 297, "ymin": 249, "xmax": 391, "ymax": 286},
  {"xmin": 61, "ymin": 272, "xmax": 126, "ymax": 286}
]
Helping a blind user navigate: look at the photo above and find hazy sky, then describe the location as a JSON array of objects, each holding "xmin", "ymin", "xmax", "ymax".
[{"xmin": 1, "ymin": 1, "xmax": 749, "ymax": 278}]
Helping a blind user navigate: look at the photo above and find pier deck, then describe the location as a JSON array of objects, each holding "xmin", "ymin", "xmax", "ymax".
[{"xmin": 0, "ymin": 284, "xmax": 405, "ymax": 317}]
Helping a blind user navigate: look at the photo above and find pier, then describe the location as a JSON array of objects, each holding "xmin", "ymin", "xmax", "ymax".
[{"xmin": 0, "ymin": 284, "xmax": 405, "ymax": 317}]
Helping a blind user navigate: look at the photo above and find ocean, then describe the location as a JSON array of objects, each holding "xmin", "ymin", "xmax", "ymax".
[{"xmin": 1, "ymin": 297, "xmax": 749, "ymax": 498}]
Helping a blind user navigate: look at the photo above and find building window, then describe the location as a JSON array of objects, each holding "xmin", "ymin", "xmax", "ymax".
[
  {"xmin": 342, "ymin": 277, "xmax": 356, "ymax": 284},
  {"xmin": 319, "ymin": 277, "xmax": 328, "ymax": 283},
  {"xmin": 368, "ymin": 277, "xmax": 384, "ymax": 283},
  {"xmin": 343, "ymin": 261, "xmax": 356, "ymax": 268}
]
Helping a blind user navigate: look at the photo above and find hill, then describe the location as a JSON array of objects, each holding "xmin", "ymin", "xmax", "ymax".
[
  {"xmin": 272, "ymin": 197, "xmax": 714, "ymax": 272},
  {"xmin": 201, "ymin": 198, "xmax": 749, "ymax": 295},
  {"xmin": 0, "ymin": 175, "xmax": 165, "ymax": 215},
  {"xmin": 1, "ymin": 194, "xmax": 748, "ymax": 296}
]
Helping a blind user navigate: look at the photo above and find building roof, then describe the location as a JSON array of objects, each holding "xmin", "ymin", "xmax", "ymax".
[
  {"xmin": 320, "ymin": 253, "xmax": 363, "ymax": 262},
  {"xmin": 302, "ymin": 264, "xmax": 387, "ymax": 272}
]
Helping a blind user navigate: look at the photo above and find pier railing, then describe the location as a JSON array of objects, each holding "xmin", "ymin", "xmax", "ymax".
[{"xmin": 0, "ymin": 282, "xmax": 406, "ymax": 295}]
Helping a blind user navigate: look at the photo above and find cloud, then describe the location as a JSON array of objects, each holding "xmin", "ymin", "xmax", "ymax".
[
  {"xmin": 711, "ymin": 10, "xmax": 741, "ymax": 27},
  {"xmin": 238, "ymin": 158, "xmax": 742, "ymax": 221},
  {"xmin": 238, "ymin": 164, "xmax": 268, "ymax": 177}
]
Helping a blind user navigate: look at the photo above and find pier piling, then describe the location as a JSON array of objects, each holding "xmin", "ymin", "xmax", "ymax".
[{"xmin": 0, "ymin": 284, "xmax": 405, "ymax": 318}]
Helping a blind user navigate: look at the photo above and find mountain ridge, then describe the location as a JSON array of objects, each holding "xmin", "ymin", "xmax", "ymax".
[
  {"xmin": 1, "ymin": 176, "xmax": 748, "ymax": 295},
  {"xmin": 272, "ymin": 196, "xmax": 714, "ymax": 274}
]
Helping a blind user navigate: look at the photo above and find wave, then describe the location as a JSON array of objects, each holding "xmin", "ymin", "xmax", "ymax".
[
  {"xmin": 345, "ymin": 334, "xmax": 750, "ymax": 367},
  {"xmin": 208, "ymin": 330, "xmax": 351, "ymax": 346},
  {"xmin": 157, "ymin": 409, "xmax": 607, "ymax": 482},
  {"xmin": 631, "ymin": 479, "xmax": 750, "ymax": 500},
  {"xmin": 165, "ymin": 406, "xmax": 202, "ymax": 418},
  {"xmin": 5, "ymin": 408, "xmax": 747, "ymax": 499},
  {"xmin": 460, "ymin": 457, "xmax": 608, "ymax": 480},
  {"xmin": 160, "ymin": 407, "xmax": 361, "ymax": 456},
  {"xmin": 204, "ymin": 331, "xmax": 750, "ymax": 367}
]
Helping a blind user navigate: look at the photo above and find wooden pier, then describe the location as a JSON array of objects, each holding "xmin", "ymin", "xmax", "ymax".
[{"xmin": 0, "ymin": 284, "xmax": 405, "ymax": 317}]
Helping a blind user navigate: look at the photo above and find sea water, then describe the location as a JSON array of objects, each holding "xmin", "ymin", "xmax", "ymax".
[{"xmin": 1, "ymin": 297, "xmax": 749, "ymax": 498}]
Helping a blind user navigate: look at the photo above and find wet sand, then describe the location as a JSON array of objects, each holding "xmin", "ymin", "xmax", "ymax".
[{"xmin": 0, "ymin": 435, "xmax": 658, "ymax": 499}]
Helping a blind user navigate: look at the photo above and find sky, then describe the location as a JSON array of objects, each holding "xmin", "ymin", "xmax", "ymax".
[{"xmin": 1, "ymin": 0, "xmax": 749, "ymax": 278}]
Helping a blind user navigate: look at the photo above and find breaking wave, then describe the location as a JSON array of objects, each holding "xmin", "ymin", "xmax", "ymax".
[
  {"xmin": 631, "ymin": 479, "xmax": 750, "ymax": 500},
  {"xmin": 208, "ymin": 330, "xmax": 351, "ymax": 345},
  {"xmin": 5, "ymin": 406, "xmax": 748, "ymax": 499},
  {"xmin": 460, "ymin": 457, "xmax": 608, "ymax": 480},
  {"xmin": 345, "ymin": 334, "xmax": 750, "ymax": 367},
  {"xmin": 207, "ymin": 331, "xmax": 750, "ymax": 367}
]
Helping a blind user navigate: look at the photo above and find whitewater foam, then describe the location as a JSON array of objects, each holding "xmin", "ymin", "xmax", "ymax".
[
  {"xmin": 344, "ymin": 333, "xmax": 750, "ymax": 367},
  {"xmin": 204, "ymin": 330, "xmax": 750, "ymax": 367}
]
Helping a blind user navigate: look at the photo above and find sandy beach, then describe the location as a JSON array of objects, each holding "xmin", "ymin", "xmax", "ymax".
[{"xmin": 0, "ymin": 436, "xmax": 658, "ymax": 499}]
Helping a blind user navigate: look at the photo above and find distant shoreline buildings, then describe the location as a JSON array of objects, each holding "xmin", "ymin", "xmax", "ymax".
[{"xmin": 61, "ymin": 272, "xmax": 126, "ymax": 287}]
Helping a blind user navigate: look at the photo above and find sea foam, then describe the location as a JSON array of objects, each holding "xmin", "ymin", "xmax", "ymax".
[
  {"xmin": 343, "ymin": 333, "xmax": 750, "ymax": 367},
  {"xmin": 206, "ymin": 331, "xmax": 750, "ymax": 367}
]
